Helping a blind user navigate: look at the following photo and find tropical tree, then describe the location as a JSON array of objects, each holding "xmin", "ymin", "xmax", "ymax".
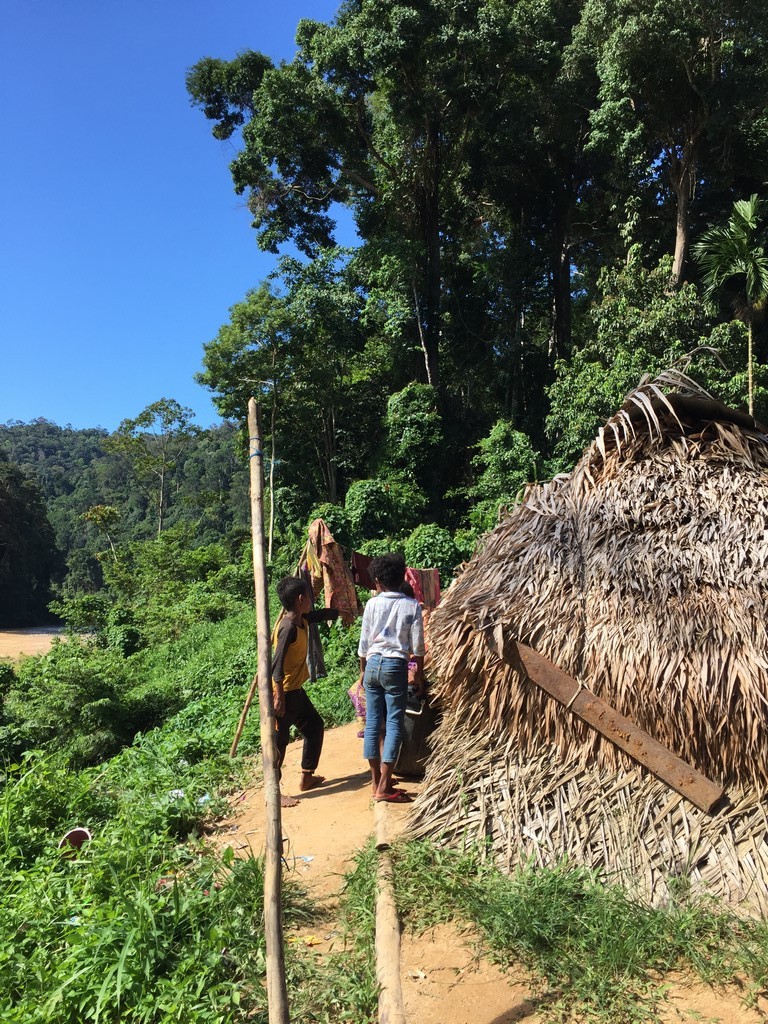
[
  {"xmin": 0, "ymin": 453, "xmax": 61, "ymax": 625},
  {"xmin": 569, "ymin": 0, "xmax": 768, "ymax": 288},
  {"xmin": 546, "ymin": 252, "xmax": 743, "ymax": 468},
  {"xmin": 693, "ymin": 195, "xmax": 768, "ymax": 417},
  {"xmin": 186, "ymin": 0, "xmax": 590, "ymax": 388},
  {"xmin": 199, "ymin": 250, "xmax": 387, "ymax": 508},
  {"xmin": 80, "ymin": 505, "xmax": 120, "ymax": 562},
  {"xmin": 104, "ymin": 400, "xmax": 199, "ymax": 536}
]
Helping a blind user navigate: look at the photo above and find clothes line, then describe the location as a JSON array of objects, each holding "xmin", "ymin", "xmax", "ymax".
[{"xmin": 351, "ymin": 551, "xmax": 441, "ymax": 609}]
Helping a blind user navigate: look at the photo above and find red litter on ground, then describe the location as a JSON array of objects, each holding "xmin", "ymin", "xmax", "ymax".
[{"xmin": 58, "ymin": 827, "xmax": 92, "ymax": 857}]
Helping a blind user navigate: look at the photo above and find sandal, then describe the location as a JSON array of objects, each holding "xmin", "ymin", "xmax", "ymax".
[{"xmin": 375, "ymin": 791, "xmax": 412, "ymax": 803}]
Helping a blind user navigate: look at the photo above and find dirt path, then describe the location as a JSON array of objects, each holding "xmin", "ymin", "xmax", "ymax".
[
  {"xmin": 0, "ymin": 628, "xmax": 64, "ymax": 660},
  {"xmin": 217, "ymin": 721, "xmax": 414, "ymax": 902},
  {"xmin": 215, "ymin": 722, "xmax": 765, "ymax": 1024}
]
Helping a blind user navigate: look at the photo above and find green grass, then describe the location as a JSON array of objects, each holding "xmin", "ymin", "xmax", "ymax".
[
  {"xmin": 391, "ymin": 840, "xmax": 762, "ymax": 1023},
  {"xmin": 0, "ymin": 603, "xmax": 362, "ymax": 1023},
  {"xmin": 290, "ymin": 841, "xmax": 379, "ymax": 1023}
]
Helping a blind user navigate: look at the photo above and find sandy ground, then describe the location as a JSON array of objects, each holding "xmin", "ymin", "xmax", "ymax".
[
  {"xmin": 214, "ymin": 721, "xmax": 766, "ymax": 1023},
  {"xmin": 0, "ymin": 627, "xmax": 64, "ymax": 660}
]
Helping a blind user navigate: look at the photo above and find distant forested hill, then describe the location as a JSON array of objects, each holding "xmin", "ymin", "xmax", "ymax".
[{"xmin": 0, "ymin": 417, "xmax": 250, "ymax": 598}]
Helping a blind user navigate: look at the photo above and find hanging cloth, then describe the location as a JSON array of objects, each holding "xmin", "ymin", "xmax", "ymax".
[
  {"xmin": 405, "ymin": 567, "xmax": 441, "ymax": 609},
  {"xmin": 351, "ymin": 551, "xmax": 375, "ymax": 591},
  {"xmin": 304, "ymin": 543, "xmax": 324, "ymax": 600},
  {"xmin": 308, "ymin": 518, "xmax": 360, "ymax": 625}
]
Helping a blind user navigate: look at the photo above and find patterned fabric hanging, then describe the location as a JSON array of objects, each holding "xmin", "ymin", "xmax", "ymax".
[{"xmin": 307, "ymin": 518, "xmax": 360, "ymax": 625}]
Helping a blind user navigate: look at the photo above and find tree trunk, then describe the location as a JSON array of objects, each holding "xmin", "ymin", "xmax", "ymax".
[
  {"xmin": 318, "ymin": 408, "xmax": 337, "ymax": 503},
  {"xmin": 268, "ymin": 386, "xmax": 277, "ymax": 562},
  {"xmin": 418, "ymin": 118, "xmax": 441, "ymax": 388},
  {"xmin": 550, "ymin": 207, "xmax": 572, "ymax": 362},
  {"xmin": 157, "ymin": 464, "xmax": 165, "ymax": 536},
  {"xmin": 668, "ymin": 139, "xmax": 699, "ymax": 289},
  {"xmin": 748, "ymin": 313, "xmax": 754, "ymax": 417},
  {"xmin": 552, "ymin": 244, "xmax": 571, "ymax": 362},
  {"xmin": 506, "ymin": 307, "xmax": 523, "ymax": 424},
  {"xmin": 671, "ymin": 184, "xmax": 690, "ymax": 289}
]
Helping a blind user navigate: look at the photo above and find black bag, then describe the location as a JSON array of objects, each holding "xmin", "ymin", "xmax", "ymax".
[{"xmin": 394, "ymin": 687, "xmax": 440, "ymax": 777}]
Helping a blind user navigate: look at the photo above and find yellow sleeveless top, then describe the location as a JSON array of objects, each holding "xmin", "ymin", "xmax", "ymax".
[{"xmin": 271, "ymin": 616, "xmax": 309, "ymax": 692}]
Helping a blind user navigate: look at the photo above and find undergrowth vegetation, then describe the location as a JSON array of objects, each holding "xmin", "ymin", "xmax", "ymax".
[
  {"xmin": 5, "ymin": 599, "xmax": 768, "ymax": 1022},
  {"xmin": 0, "ymin": 598, "xmax": 359, "ymax": 1022}
]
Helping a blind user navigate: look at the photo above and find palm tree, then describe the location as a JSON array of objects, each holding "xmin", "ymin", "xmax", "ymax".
[{"xmin": 693, "ymin": 194, "xmax": 768, "ymax": 417}]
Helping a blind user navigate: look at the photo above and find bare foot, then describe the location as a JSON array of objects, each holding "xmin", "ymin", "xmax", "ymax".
[
  {"xmin": 281, "ymin": 793, "xmax": 299, "ymax": 807},
  {"xmin": 299, "ymin": 772, "xmax": 325, "ymax": 792}
]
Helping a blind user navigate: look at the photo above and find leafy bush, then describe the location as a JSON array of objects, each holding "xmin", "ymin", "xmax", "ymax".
[
  {"xmin": 0, "ymin": 661, "xmax": 15, "ymax": 699},
  {"xmin": 453, "ymin": 527, "xmax": 480, "ymax": 563},
  {"xmin": 345, "ymin": 478, "xmax": 426, "ymax": 541},
  {"xmin": 404, "ymin": 523, "xmax": 461, "ymax": 587},
  {"xmin": 468, "ymin": 422, "xmax": 539, "ymax": 532},
  {"xmin": 546, "ymin": 252, "xmax": 755, "ymax": 471},
  {"xmin": 81, "ymin": 525, "xmax": 252, "ymax": 651},
  {"xmin": 0, "ymin": 744, "xmax": 310, "ymax": 1024},
  {"xmin": 48, "ymin": 591, "xmax": 111, "ymax": 633},
  {"xmin": 383, "ymin": 383, "xmax": 444, "ymax": 484},
  {"xmin": 2, "ymin": 643, "xmax": 135, "ymax": 767},
  {"xmin": 356, "ymin": 538, "xmax": 395, "ymax": 558}
]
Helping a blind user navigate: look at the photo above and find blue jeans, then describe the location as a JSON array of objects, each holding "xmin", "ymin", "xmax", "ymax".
[{"xmin": 363, "ymin": 655, "xmax": 408, "ymax": 764}]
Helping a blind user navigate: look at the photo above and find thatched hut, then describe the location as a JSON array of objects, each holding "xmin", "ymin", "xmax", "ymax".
[{"xmin": 410, "ymin": 372, "xmax": 768, "ymax": 912}]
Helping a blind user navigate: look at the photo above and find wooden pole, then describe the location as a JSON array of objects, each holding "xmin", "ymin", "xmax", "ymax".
[
  {"xmin": 230, "ymin": 672, "xmax": 259, "ymax": 759},
  {"xmin": 374, "ymin": 801, "xmax": 407, "ymax": 1024},
  {"xmin": 268, "ymin": 383, "xmax": 277, "ymax": 562},
  {"xmin": 245, "ymin": 398, "xmax": 290, "ymax": 1024},
  {"xmin": 489, "ymin": 626, "xmax": 725, "ymax": 814}
]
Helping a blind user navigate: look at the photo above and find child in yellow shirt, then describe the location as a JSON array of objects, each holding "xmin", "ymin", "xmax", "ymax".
[{"xmin": 272, "ymin": 576, "xmax": 339, "ymax": 807}]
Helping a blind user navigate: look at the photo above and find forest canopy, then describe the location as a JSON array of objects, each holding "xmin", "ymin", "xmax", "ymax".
[
  {"xmin": 186, "ymin": 0, "xmax": 768, "ymax": 532},
  {"xmin": 4, "ymin": 0, "xmax": 768, "ymax": 624}
]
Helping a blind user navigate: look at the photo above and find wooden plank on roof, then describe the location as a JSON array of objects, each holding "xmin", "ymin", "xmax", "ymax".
[{"xmin": 489, "ymin": 626, "xmax": 726, "ymax": 815}]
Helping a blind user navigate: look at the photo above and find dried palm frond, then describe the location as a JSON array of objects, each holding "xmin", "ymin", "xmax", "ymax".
[
  {"xmin": 409, "ymin": 739, "xmax": 768, "ymax": 914},
  {"xmin": 412, "ymin": 373, "xmax": 768, "ymax": 911}
]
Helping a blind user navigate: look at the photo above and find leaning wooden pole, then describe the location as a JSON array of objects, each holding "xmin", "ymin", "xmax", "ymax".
[{"xmin": 246, "ymin": 398, "xmax": 290, "ymax": 1024}]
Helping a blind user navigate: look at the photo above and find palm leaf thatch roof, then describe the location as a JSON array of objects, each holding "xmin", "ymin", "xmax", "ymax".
[{"xmin": 410, "ymin": 372, "xmax": 768, "ymax": 911}]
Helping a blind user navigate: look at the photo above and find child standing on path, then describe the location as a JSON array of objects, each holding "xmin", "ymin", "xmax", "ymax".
[
  {"xmin": 358, "ymin": 553, "xmax": 425, "ymax": 803},
  {"xmin": 272, "ymin": 577, "xmax": 339, "ymax": 807}
]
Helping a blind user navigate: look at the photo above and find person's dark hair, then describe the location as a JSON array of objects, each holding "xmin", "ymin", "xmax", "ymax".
[
  {"xmin": 277, "ymin": 576, "xmax": 309, "ymax": 611},
  {"xmin": 370, "ymin": 553, "xmax": 406, "ymax": 591},
  {"xmin": 400, "ymin": 581, "xmax": 415, "ymax": 598}
]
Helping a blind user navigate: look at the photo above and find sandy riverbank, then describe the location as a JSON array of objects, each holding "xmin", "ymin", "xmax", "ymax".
[{"xmin": 0, "ymin": 628, "xmax": 65, "ymax": 660}]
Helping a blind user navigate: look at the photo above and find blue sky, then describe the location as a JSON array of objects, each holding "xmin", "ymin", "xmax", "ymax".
[{"xmin": 0, "ymin": 0, "xmax": 342, "ymax": 431}]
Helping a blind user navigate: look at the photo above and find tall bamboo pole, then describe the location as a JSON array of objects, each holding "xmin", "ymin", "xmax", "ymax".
[
  {"xmin": 268, "ymin": 383, "xmax": 277, "ymax": 562},
  {"xmin": 246, "ymin": 398, "xmax": 290, "ymax": 1024}
]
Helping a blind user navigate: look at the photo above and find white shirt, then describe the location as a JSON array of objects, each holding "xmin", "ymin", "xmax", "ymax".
[{"xmin": 358, "ymin": 591, "xmax": 425, "ymax": 661}]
